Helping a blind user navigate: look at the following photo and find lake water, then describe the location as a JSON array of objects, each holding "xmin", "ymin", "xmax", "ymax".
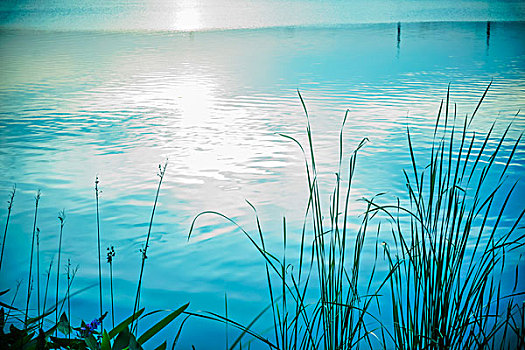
[{"xmin": 1, "ymin": 20, "xmax": 524, "ymax": 348}]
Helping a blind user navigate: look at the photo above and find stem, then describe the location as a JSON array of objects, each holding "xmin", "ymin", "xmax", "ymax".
[
  {"xmin": 56, "ymin": 210, "xmax": 65, "ymax": 335},
  {"xmin": 95, "ymin": 176, "xmax": 103, "ymax": 331},
  {"xmin": 132, "ymin": 161, "xmax": 167, "ymax": 333},
  {"xmin": 110, "ymin": 260, "xmax": 115, "ymax": 329},
  {"xmin": 37, "ymin": 227, "xmax": 40, "ymax": 326},
  {"xmin": 0, "ymin": 185, "xmax": 15, "ymax": 272},
  {"xmin": 5, "ymin": 280, "xmax": 22, "ymax": 324},
  {"xmin": 25, "ymin": 190, "xmax": 40, "ymax": 328},
  {"xmin": 107, "ymin": 245, "xmax": 116, "ymax": 329},
  {"xmin": 42, "ymin": 258, "xmax": 54, "ymax": 327},
  {"xmin": 67, "ymin": 259, "xmax": 71, "ymax": 340}
]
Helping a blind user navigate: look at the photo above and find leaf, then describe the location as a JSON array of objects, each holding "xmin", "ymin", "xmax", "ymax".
[
  {"xmin": 108, "ymin": 308, "xmax": 145, "ymax": 339},
  {"xmin": 57, "ymin": 312, "xmax": 72, "ymax": 335},
  {"xmin": 50, "ymin": 336, "xmax": 87, "ymax": 349},
  {"xmin": 137, "ymin": 303, "xmax": 189, "ymax": 345},
  {"xmin": 128, "ymin": 332, "xmax": 142, "ymax": 350},
  {"xmin": 84, "ymin": 333, "xmax": 98, "ymax": 350},
  {"xmin": 26, "ymin": 307, "xmax": 54, "ymax": 326},
  {"xmin": 113, "ymin": 326, "xmax": 131, "ymax": 350},
  {"xmin": 154, "ymin": 341, "xmax": 167, "ymax": 350},
  {"xmin": 101, "ymin": 330, "xmax": 111, "ymax": 350}
]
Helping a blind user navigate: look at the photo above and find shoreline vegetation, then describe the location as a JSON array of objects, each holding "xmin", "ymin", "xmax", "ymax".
[{"xmin": 1, "ymin": 85, "xmax": 524, "ymax": 349}]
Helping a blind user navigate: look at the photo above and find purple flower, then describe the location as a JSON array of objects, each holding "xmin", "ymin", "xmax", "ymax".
[{"xmin": 78, "ymin": 317, "xmax": 102, "ymax": 337}]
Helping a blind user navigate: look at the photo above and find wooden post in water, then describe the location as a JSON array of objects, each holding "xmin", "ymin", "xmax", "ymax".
[
  {"xmin": 397, "ymin": 22, "xmax": 401, "ymax": 46},
  {"xmin": 396, "ymin": 22, "xmax": 401, "ymax": 58},
  {"xmin": 486, "ymin": 21, "xmax": 491, "ymax": 48}
]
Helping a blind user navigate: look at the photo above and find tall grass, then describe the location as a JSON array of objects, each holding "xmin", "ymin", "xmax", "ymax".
[
  {"xmin": 36, "ymin": 227, "xmax": 41, "ymax": 327},
  {"xmin": 107, "ymin": 245, "xmax": 116, "ymax": 329},
  {"xmin": 0, "ymin": 165, "xmax": 187, "ymax": 350},
  {"xmin": 370, "ymin": 84, "xmax": 525, "ymax": 348},
  {"xmin": 189, "ymin": 86, "xmax": 523, "ymax": 349},
  {"xmin": 0, "ymin": 185, "xmax": 16, "ymax": 272},
  {"xmin": 95, "ymin": 175, "xmax": 103, "ymax": 331},
  {"xmin": 132, "ymin": 161, "xmax": 168, "ymax": 333},
  {"xmin": 189, "ymin": 92, "xmax": 387, "ymax": 349},
  {"xmin": 41, "ymin": 258, "xmax": 54, "ymax": 328},
  {"xmin": 55, "ymin": 210, "xmax": 65, "ymax": 334},
  {"xmin": 25, "ymin": 190, "xmax": 41, "ymax": 328}
]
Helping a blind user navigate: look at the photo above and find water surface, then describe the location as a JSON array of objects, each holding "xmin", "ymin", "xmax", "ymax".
[{"xmin": 1, "ymin": 21, "xmax": 524, "ymax": 347}]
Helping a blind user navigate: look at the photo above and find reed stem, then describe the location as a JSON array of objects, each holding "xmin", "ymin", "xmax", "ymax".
[
  {"xmin": 132, "ymin": 161, "xmax": 167, "ymax": 333},
  {"xmin": 107, "ymin": 245, "xmax": 115, "ymax": 329},
  {"xmin": 36, "ymin": 227, "xmax": 40, "ymax": 325},
  {"xmin": 95, "ymin": 176, "xmax": 103, "ymax": 331},
  {"xmin": 42, "ymin": 258, "xmax": 53, "ymax": 328},
  {"xmin": 55, "ymin": 210, "xmax": 65, "ymax": 335},
  {"xmin": 0, "ymin": 185, "xmax": 16, "ymax": 272},
  {"xmin": 25, "ymin": 190, "xmax": 41, "ymax": 328}
]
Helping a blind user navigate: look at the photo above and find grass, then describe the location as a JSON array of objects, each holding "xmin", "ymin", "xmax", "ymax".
[
  {"xmin": 0, "ymin": 185, "xmax": 15, "ymax": 273},
  {"xmin": 0, "ymin": 163, "xmax": 186, "ymax": 350},
  {"xmin": 132, "ymin": 161, "xmax": 168, "ymax": 334},
  {"xmin": 95, "ymin": 176, "xmax": 104, "ymax": 332},
  {"xmin": 25, "ymin": 190, "xmax": 40, "ymax": 328},
  {"xmin": 107, "ymin": 245, "xmax": 116, "ymax": 329},
  {"xmin": 188, "ymin": 85, "xmax": 524, "ymax": 349},
  {"xmin": 372, "ymin": 84, "xmax": 525, "ymax": 349},
  {"xmin": 55, "ymin": 209, "xmax": 65, "ymax": 335},
  {"xmin": 188, "ymin": 92, "xmax": 387, "ymax": 349},
  {"xmin": 0, "ymin": 85, "xmax": 523, "ymax": 349}
]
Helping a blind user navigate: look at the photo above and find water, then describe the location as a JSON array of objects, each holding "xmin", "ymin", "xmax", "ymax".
[
  {"xmin": 1, "ymin": 19, "xmax": 524, "ymax": 348},
  {"xmin": 1, "ymin": 0, "xmax": 524, "ymax": 31}
]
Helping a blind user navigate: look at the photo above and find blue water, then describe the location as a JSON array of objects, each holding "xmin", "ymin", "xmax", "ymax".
[
  {"xmin": 1, "ymin": 0, "xmax": 524, "ymax": 31},
  {"xmin": 1, "ymin": 13, "xmax": 524, "ymax": 349}
]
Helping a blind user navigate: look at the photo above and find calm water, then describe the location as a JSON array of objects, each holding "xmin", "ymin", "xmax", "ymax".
[{"xmin": 1, "ymin": 21, "xmax": 524, "ymax": 347}]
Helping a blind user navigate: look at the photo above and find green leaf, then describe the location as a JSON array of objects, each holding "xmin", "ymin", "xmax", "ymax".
[
  {"xmin": 57, "ymin": 312, "xmax": 72, "ymax": 335},
  {"xmin": 137, "ymin": 303, "xmax": 189, "ymax": 345},
  {"xmin": 50, "ymin": 336, "xmax": 87, "ymax": 349},
  {"xmin": 109, "ymin": 308, "xmax": 145, "ymax": 340},
  {"xmin": 128, "ymin": 332, "xmax": 142, "ymax": 350},
  {"xmin": 101, "ymin": 330, "xmax": 111, "ymax": 350},
  {"xmin": 85, "ymin": 333, "xmax": 98, "ymax": 350},
  {"xmin": 113, "ymin": 326, "xmax": 131, "ymax": 350},
  {"xmin": 26, "ymin": 307, "xmax": 54, "ymax": 326},
  {"xmin": 154, "ymin": 341, "xmax": 167, "ymax": 350}
]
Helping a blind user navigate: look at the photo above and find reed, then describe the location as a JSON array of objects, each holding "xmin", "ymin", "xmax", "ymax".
[
  {"xmin": 132, "ymin": 161, "xmax": 168, "ymax": 333},
  {"xmin": 41, "ymin": 258, "xmax": 54, "ymax": 328},
  {"xmin": 0, "ymin": 184, "xmax": 16, "ymax": 272},
  {"xmin": 189, "ymin": 92, "xmax": 387, "ymax": 349},
  {"xmin": 95, "ymin": 175, "xmax": 104, "ymax": 331},
  {"xmin": 369, "ymin": 84, "xmax": 525, "ymax": 348},
  {"xmin": 189, "ymin": 86, "xmax": 523, "ymax": 349},
  {"xmin": 67, "ymin": 259, "xmax": 71, "ymax": 339},
  {"xmin": 55, "ymin": 210, "xmax": 65, "ymax": 334},
  {"xmin": 107, "ymin": 245, "xmax": 116, "ymax": 329},
  {"xmin": 25, "ymin": 190, "xmax": 41, "ymax": 328},
  {"xmin": 36, "ymin": 227, "xmax": 40, "ymax": 326},
  {"xmin": 4, "ymin": 280, "xmax": 22, "ymax": 324}
]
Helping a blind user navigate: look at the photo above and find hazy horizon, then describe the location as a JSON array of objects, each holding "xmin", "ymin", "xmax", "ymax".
[{"xmin": 1, "ymin": 0, "xmax": 524, "ymax": 32}]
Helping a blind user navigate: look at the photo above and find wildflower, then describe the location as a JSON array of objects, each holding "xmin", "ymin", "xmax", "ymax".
[{"xmin": 78, "ymin": 316, "xmax": 102, "ymax": 338}]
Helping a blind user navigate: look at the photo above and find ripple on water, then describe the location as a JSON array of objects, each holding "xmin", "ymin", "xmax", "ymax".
[{"xmin": 0, "ymin": 22, "xmax": 524, "ymax": 348}]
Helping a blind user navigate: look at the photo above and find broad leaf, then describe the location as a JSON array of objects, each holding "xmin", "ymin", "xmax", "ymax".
[
  {"xmin": 108, "ymin": 308, "xmax": 145, "ymax": 339},
  {"xmin": 137, "ymin": 303, "xmax": 188, "ymax": 345}
]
